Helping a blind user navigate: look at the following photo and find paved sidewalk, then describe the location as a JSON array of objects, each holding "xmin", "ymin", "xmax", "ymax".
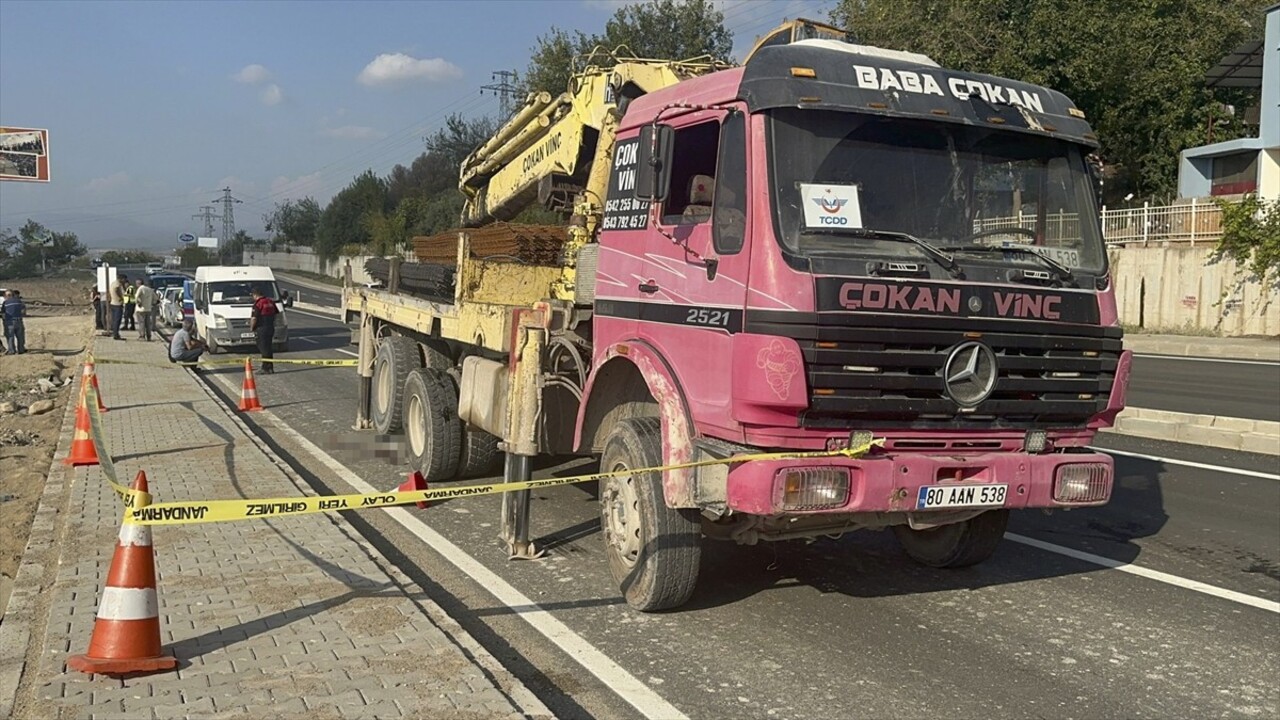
[{"xmin": 3, "ymin": 335, "xmax": 550, "ymax": 719}]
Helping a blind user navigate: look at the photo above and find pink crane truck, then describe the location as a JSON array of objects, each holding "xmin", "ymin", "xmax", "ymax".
[{"xmin": 345, "ymin": 20, "xmax": 1131, "ymax": 611}]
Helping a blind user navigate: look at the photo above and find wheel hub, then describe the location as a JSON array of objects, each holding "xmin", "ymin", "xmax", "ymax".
[
  {"xmin": 602, "ymin": 466, "xmax": 641, "ymax": 568},
  {"xmin": 406, "ymin": 394, "xmax": 425, "ymax": 457}
]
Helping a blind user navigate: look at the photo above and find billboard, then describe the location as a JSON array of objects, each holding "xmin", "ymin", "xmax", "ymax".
[
  {"xmin": 0, "ymin": 127, "xmax": 50, "ymax": 182},
  {"xmin": 197, "ymin": 236, "xmax": 219, "ymax": 248}
]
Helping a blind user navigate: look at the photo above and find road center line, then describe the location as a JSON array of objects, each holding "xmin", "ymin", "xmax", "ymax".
[
  {"xmin": 218, "ymin": 377, "xmax": 686, "ymax": 720},
  {"xmin": 1133, "ymin": 353, "xmax": 1280, "ymax": 367},
  {"xmin": 1005, "ymin": 533, "xmax": 1280, "ymax": 614},
  {"xmin": 1089, "ymin": 446, "xmax": 1280, "ymax": 480},
  {"xmin": 298, "ymin": 337, "xmax": 319, "ymax": 344},
  {"xmin": 289, "ymin": 308, "xmax": 342, "ymax": 322}
]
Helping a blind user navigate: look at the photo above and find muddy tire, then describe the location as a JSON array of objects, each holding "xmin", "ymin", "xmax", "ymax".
[
  {"xmin": 599, "ymin": 417, "xmax": 701, "ymax": 612},
  {"xmin": 421, "ymin": 339, "xmax": 452, "ymax": 371},
  {"xmin": 456, "ymin": 427, "xmax": 500, "ymax": 478},
  {"xmin": 371, "ymin": 336, "xmax": 420, "ymax": 435},
  {"xmin": 402, "ymin": 369, "xmax": 462, "ymax": 481},
  {"xmin": 893, "ymin": 509, "xmax": 1009, "ymax": 568}
]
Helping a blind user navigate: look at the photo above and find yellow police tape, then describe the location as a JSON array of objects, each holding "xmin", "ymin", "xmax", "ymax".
[
  {"xmin": 83, "ymin": 377, "xmax": 882, "ymax": 527},
  {"xmin": 93, "ymin": 356, "xmax": 357, "ymax": 368},
  {"xmin": 84, "ymin": 385, "xmax": 152, "ymax": 508}
]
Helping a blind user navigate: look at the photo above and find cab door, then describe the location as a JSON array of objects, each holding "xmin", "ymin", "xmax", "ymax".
[{"xmin": 630, "ymin": 106, "xmax": 751, "ymax": 436}]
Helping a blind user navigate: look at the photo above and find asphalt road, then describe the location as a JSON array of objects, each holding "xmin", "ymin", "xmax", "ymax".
[
  {"xmin": 195, "ymin": 308, "xmax": 1280, "ymax": 720},
  {"xmin": 276, "ymin": 277, "xmax": 341, "ymax": 308},
  {"xmin": 1128, "ymin": 354, "xmax": 1280, "ymax": 422}
]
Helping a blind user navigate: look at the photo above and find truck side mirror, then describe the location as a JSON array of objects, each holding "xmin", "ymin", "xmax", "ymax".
[{"xmin": 636, "ymin": 123, "xmax": 675, "ymax": 202}]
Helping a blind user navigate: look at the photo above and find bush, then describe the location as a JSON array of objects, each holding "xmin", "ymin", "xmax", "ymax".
[{"xmin": 1213, "ymin": 195, "xmax": 1280, "ymax": 286}]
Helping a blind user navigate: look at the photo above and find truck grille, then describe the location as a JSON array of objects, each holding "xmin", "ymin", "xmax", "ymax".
[{"xmin": 745, "ymin": 312, "xmax": 1122, "ymax": 430}]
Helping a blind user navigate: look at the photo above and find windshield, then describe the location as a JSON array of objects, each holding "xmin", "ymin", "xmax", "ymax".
[
  {"xmin": 768, "ymin": 108, "xmax": 1105, "ymax": 273},
  {"xmin": 207, "ymin": 280, "xmax": 278, "ymax": 304}
]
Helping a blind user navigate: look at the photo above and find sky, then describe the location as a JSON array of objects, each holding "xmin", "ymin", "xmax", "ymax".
[{"xmin": 0, "ymin": 0, "xmax": 833, "ymax": 250}]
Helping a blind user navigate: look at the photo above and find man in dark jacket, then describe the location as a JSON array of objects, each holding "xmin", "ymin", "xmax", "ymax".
[{"xmin": 249, "ymin": 285, "xmax": 278, "ymax": 373}]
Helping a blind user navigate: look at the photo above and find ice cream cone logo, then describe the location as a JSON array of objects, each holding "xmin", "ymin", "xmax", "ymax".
[{"xmin": 756, "ymin": 339, "xmax": 800, "ymax": 400}]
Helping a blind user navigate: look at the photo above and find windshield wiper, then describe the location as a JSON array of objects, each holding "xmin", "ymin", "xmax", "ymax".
[
  {"xmin": 821, "ymin": 228, "xmax": 960, "ymax": 275},
  {"xmin": 940, "ymin": 244, "xmax": 1073, "ymax": 282}
]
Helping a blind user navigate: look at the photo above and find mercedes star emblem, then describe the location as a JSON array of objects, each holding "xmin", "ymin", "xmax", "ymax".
[{"xmin": 943, "ymin": 341, "xmax": 998, "ymax": 406}]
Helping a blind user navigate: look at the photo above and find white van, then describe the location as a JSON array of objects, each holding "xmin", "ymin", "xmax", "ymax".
[{"xmin": 192, "ymin": 266, "xmax": 288, "ymax": 353}]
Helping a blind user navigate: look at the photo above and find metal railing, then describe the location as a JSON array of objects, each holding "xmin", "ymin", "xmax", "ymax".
[
  {"xmin": 1100, "ymin": 199, "xmax": 1226, "ymax": 245},
  {"xmin": 974, "ymin": 199, "xmax": 1232, "ymax": 247}
]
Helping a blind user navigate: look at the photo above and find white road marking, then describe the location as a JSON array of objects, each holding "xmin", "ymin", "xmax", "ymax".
[
  {"xmin": 1005, "ymin": 533, "xmax": 1280, "ymax": 614},
  {"xmin": 1133, "ymin": 353, "xmax": 1280, "ymax": 367},
  {"xmin": 336, "ymin": 348, "xmax": 358, "ymax": 357},
  {"xmin": 1091, "ymin": 446, "xmax": 1280, "ymax": 481},
  {"xmin": 220, "ymin": 384, "xmax": 687, "ymax": 720},
  {"xmin": 299, "ymin": 337, "xmax": 319, "ymax": 344}
]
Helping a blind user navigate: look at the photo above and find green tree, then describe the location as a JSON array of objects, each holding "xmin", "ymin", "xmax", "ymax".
[
  {"xmin": 316, "ymin": 170, "xmax": 389, "ymax": 260},
  {"xmin": 830, "ymin": 0, "xmax": 1267, "ymax": 201},
  {"xmin": 523, "ymin": 0, "xmax": 733, "ymax": 95},
  {"xmin": 1213, "ymin": 195, "xmax": 1280, "ymax": 285},
  {"xmin": 100, "ymin": 250, "xmax": 161, "ymax": 265},
  {"xmin": 0, "ymin": 220, "xmax": 87, "ymax": 279},
  {"xmin": 178, "ymin": 246, "xmax": 218, "ymax": 268},
  {"xmin": 263, "ymin": 196, "xmax": 321, "ymax": 247}
]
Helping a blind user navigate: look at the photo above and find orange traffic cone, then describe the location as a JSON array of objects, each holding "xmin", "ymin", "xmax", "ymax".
[
  {"xmin": 63, "ymin": 392, "xmax": 100, "ymax": 467},
  {"xmin": 238, "ymin": 358, "xmax": 263, "ymax": 412},
  {"xmin": 397, "ymin": 471, "xmax": 429, "ymax": 509},
  {"xmin": 67, "ymin": 471, "xmax": 177, "ymax": 675},
  {"xmin": 81, "ymin": 355, "xmax": 108, "ymax": 412}
]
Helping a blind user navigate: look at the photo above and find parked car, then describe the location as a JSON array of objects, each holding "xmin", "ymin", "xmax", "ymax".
[
  {"xmin": 159, "ymin": 286, "xmax": 185, "ymax": 327},
  {"xmin": 145, "ymin": 262, "xmax": 164, "ymax": 276},
  {"xmin": 148, "ymin": 273, "xmax": 187, "ymax": 294}
]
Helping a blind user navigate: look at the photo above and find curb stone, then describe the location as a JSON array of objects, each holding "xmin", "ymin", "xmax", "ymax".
[{"xmin": 1104, "ymin": 406, "xmax": 1280, "ymax": 456}]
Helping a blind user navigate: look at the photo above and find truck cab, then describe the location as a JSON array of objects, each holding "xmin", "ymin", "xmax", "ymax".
[{"xmin": 573, "ymin": 38, "xmax": 1128, "ymax": 597}]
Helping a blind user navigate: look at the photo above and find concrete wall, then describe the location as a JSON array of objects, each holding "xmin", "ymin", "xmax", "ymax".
[
  {"xmin": 241, "ymin": 248, "xmax": 377, "ymax": 285},
  {"xmin": 1110, "ymin": 246, "xmax": 1279, "ymax": 337}
]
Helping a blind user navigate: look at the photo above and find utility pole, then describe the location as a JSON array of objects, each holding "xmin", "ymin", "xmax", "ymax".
[
  {"xmin": 214, "ymin": 187, "xmax": 242, "ymax": 265},
  {"xmin": 481, "ymin": 69, "xmax": 520, "ymax": 120},
  {"xmin": 193, "ymin": 206, "xmax": 218, "ymax": 238}
]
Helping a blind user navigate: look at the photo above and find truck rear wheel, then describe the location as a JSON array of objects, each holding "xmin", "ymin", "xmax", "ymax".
[
  {"xmin": 372, "ymin": 336, "xmax": 420, "ymax": 435},
  {"xmin": 893, "ymin": 509, "xmax": 1009, "ymax": 568},
  {"xmin": 599, "ymin": 417, "xmax": 701, "ymax": 612},
  {"xmin": 457, "ymin": 427, "xmax": 500, "ymax": 478},
  {"xmin": 403, "ymin": 369, "xmax": 462, "ymax": 481}
]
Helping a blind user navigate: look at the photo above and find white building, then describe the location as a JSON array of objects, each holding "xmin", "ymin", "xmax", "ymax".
[{"xmin": 1177, "ymin": 4, "xmax": 1279, "ymax": 201}]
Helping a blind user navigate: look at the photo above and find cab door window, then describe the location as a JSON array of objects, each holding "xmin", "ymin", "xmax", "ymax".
[{"xmin": 662, "ymin": 121, "xmax": 721, "ymax": 224}]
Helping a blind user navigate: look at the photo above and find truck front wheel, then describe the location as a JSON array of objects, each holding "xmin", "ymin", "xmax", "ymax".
[
  {"xmin": 599, "ymin": 417, "xmax": 701, "ymax": 612},
  {"xmin": 893, "ymin": 509, "xmax": 1009, "ymax": 568}
]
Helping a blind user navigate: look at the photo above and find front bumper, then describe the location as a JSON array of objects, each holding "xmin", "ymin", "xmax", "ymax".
[
  {"xmin": 209, "ymin": 326, "xmax": 288, "ymax": 348},
  {"xmin": 725, "ymin": 450, "xmax": 1113, "ymax": 515}
]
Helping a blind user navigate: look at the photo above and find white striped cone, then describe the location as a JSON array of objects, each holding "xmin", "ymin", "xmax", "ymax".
[{"xmin": 67, "ymin": 471, "xmax": 176, "ymax": 675}]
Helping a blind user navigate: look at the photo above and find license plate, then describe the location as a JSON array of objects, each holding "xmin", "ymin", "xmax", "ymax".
[
  {"xmin": 916, "ymin": 483, "xmax": 1007, "ymax": 510},
  {"xmin": 240, "ymin": 332, "xmax": 257, "ymax": 339}
]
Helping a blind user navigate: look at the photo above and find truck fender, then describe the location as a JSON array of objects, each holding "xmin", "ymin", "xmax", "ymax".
[{"xmin": 574, "ymin": 340, "xmax": 697, "ymax": 508}]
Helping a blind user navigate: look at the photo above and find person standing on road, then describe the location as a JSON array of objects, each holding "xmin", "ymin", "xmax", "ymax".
[
  {"xmin": 122, "ymin": 280, "xmax": 137, "ymax": 331},
  {"xmin": 133, "ymin": 279, "xmax": 157, "ymax": 341},
  {"xmin": 109, "ymin": 273, "xmax": 127, "ymax": 340},
  {"xmin": 249, "ymin": 285, "xmax": 278, "ymax": 373},
  {"xmin": 3, "ymin": 289, "xmax": 27, "ymax": 354},
  {"xmin": 170, "ymin": 317, "xmax": 208, "ymax": 365}
]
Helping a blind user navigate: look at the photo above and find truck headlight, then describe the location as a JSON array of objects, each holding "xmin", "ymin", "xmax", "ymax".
[
  {"xmin": 211, "ymin": 315, "xmax": 227, "ymax": 329},
  {"xmin": 778, "ymin": 468, "xmax": 850, "ymax": 511},
  {"xmin": 1053, "ymin": 463, "xmax": 1110, "ymax": 503}
]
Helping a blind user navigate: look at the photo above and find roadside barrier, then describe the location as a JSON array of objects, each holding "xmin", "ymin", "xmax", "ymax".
[
  {"xmin": 67, "ymin": 470, "xmax": 177, "ymax": 676},
  {"xmin": 238, "ymin": 358, "xmax": 263, "ymax": 412},
  {"xmin": 94, "ymin": 356, "xmax": 357, "ymax": 368}
]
